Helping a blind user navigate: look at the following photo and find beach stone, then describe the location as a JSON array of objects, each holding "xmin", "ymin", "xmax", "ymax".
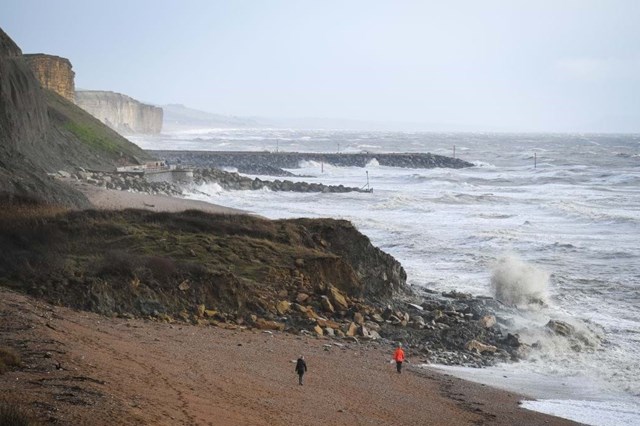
[
  {"xmin": 480, "ymin": 315, "xmax": 496, "ymax": 328},
  {"xmin": 328, "ymin": 286, "xmax": 349, "ymax": 311},
  {"xmin": 401, "ymin": 312, "xmax": 410, "ymax": 327},
  {"xmin": 513, "ymin": 344, "xmax": 532, "ymax": 360},
  {"xmin": 371, "ymin": 313, "xmax": 384, "ymax": 323},
  {"xmin": 382, "ymin": 306, "xmax": 393, "ymax": 320},
  {"xmin": 313, "ymin": 325, "xmax": 324, "ymax": 336},
  {"xmin": 255, "ymin": 318, "xmax": 285, "ymax": 331},
  {"xmin": 296, "ymin": 293, "xmax": 310, "ymax": 304},
  {"xmin": 317, "ymin": 318, "xmax": 340, "ymax": 329},
  {"xmin": 292, "ymin": 303, "xmax": 308, "ymax": 313},
  {"xmin": 346, "ymin": 322, "xmax": 358, "ymax": 337},
  {"xmin": 359, "ymin": 325, "xmax": 380, "ymax": 340},
  {"xmin": 504, "ymin": 333, "xmax": 522, "ymax": 347},
  {"xmin": 412, "ymin": 316, "xmax": 425, "ymax": 328},
  {"xmin": 276, "ymin": 300, "xmax": 291, "ymax": 315},
  {"xmin": 465, "ymin": 340, "xmax": 497, "ymax": 354},
  {"xmin": 178, "ymin": 280, "xmax": 190, "ymax": 291},
  {"xmin": 364, "ymin": 321, "xmax": 381, "ymax": 332},
  {"xmin": 321, "ymin": 296, "xmax": 335, "ymax": 313},
  {"xmin": 546, "ymin": 319, "xmax": 574, "ymax": 337},
  {"xmin": 196, "ymin": 304, "xmax": 206, "ymax": 317},
  {"xmin": 354, "ymin": 312, "xmax": 365, "ymax": 325},
  {"xmin": 324, "ymin": 327, "xmax": 335, "ymax": 337},
  {"xmin": 304, "ymin": 307, "xmax": 319, "ymax": 320},
  {"xmin": 203, "ymin": 309, "xmax": 218, "ymax": 318},
  {"xmin": 433, "ymin": 310, "xmax": 445, "ymax": 322}
]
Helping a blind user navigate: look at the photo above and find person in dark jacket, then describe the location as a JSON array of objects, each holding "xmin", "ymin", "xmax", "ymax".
[{"xmin": 295, "ymin": 355, "xmax": 307, "ymax": 385}]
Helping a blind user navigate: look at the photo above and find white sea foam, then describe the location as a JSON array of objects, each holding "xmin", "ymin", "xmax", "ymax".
[
  {"xmin": 522, "ymin": 399, "xmax": 640, "ymax": 426},
  {"xmin": 490, "ymin": 255, "xmax": 549, "ymax": 306},
  {"xmin": 143, "ymin": 129, "xmax": 640, "ymax": 423}
]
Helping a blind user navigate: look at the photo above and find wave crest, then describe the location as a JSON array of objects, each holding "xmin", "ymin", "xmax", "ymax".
[{"xmin": 490, "ymin": 255, "xmax": 549, "ymax": 306}]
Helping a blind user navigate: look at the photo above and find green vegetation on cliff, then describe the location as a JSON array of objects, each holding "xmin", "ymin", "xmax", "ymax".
[{"xmin": 45, "ymin": 90, "xmax": 151, "ymax": 170}]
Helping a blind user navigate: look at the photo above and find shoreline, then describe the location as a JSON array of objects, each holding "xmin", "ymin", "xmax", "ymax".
[
  {"xmin": 0, "ymin": 287, "xmax": 577, "ymax": 425},
  {"xmin": 14, "ymin": 181, "xmax": 580, "ymax": 424},
  {"xmin": 66, "ymin": 179, "xmax": 252, "ymax": 216}
]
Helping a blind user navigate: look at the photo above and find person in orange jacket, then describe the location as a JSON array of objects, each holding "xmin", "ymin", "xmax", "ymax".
[{"xmin": 393, "ymin": 343, "xmax": 405, "ymax": 374}]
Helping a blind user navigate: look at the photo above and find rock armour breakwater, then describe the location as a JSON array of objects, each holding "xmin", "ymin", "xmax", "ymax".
[{"xmin": 151, "ymin": 150, "xmax": 473, "ymax": 176}]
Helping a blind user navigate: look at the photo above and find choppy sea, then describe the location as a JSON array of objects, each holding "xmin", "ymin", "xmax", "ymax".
[{"xmin": 133, "ymin": 129, "xmax": 640, "ymax": 425}]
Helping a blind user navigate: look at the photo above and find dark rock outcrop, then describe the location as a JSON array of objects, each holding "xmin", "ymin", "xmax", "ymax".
[{"xmin": 76, "ymin": 90, "xmax": 163, "ymax": 135}]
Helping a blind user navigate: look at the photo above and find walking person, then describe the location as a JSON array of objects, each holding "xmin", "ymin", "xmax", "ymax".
[
  {"xmin": 295, "ymin": 355, "xmax": 307, "ymax": 385},
  {"xmin": 393, "ymin": 343, "xmax": 405, "ymax": 374}
]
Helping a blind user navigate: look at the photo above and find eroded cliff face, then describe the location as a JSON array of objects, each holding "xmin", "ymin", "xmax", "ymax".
[
  {"xmin": 24, "ymin": 54, "xmax": 75, "ymax": 102},
  {"xmin": 1, "ymin": 27, "xmax": 154, "ymax": 206},
  {"xmin": 76, "ymin": 90, "xmax": 163, "ymax": 135},
  {"xmin": 0, "ymin": 28, "xmax": 87, "ymax": 206}
]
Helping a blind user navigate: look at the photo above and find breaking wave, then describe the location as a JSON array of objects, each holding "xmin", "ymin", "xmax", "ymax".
[{"xmin": 490, "ymin": 255, "xmax": 549, "ymax": 306}]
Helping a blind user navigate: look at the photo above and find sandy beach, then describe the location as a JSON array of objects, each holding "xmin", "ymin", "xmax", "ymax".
[
  {"xmin": 0, "ymin": 288, "xmax": 578, "ymax": 425},
  {"xmin": 68, "ymin": 180, "xmax": 250, "ymax": 215},
  {"xmin": 0, "ymin": 184, "xmax": 579, "ymax": 425}
]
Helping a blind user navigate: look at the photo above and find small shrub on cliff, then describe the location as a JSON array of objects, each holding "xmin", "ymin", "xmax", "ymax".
[
  {"xmin": 0, "ymin": 401, "xmax": 33, "ymax": 426},
  {"xmin": 144, "ymin": 256, "xmax": 177, "ymax": 283},
  {"xmin": 96, "ymin": 250, "xmax": 138, "ymax": 278},
  {"xmin": 0, "ymin": 347, "xmax": 22, "ymax": 374}
]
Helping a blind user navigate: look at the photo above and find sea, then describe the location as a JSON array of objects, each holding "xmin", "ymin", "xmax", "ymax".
[{"xmin": 132, "ymin": 129, "xmax": 640, "ymax": 425}]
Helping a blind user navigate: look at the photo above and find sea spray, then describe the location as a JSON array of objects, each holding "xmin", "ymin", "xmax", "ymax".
[{"xmin": 490, "ymin": 255, "xmax": 549, "ymax": 306}]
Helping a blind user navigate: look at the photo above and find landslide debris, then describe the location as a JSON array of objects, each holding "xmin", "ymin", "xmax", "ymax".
[{"xmin": 0, "ymin": 207, "xmax": 407, "ymax": 327}]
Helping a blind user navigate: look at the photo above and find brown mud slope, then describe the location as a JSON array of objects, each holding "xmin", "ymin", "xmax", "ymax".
[{"xmin": 0, "ymin": 288, "xmax": 578, "ymax": 425}]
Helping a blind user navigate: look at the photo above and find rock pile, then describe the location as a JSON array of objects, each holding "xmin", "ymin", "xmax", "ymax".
[
  {"xmin": 161, "ymin": 281, "xmax": 533, "ymax": 368},
  {"xmin": 193, "ymin": 168, "xmax": 369, "ymax": 193},
  {"xmin": 59, "ymin": 169, "xmax": 183, "ymax": 196},
  {"xmin": 151, "ymin": 150, "xmax": 474, "ymax": 176},
  {"xmin": 60, "ymin": 167, "xmax": 369, "ymax": 196}
]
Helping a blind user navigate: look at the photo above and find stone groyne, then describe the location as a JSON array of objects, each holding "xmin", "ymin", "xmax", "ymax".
[{"xmin": 150, "ymin": 151, "xmax": 474, "ymax": 176}]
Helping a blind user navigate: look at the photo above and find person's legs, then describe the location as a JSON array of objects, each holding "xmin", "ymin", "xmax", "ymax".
[
  {"xmin": 298, "ymin": 373, "xmax": 304, "ymax": 385},
  {"xmin": 396, "ymin": 361, "xmax": 402, "ymax": 373}
]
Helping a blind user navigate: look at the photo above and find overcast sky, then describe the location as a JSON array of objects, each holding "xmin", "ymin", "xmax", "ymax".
[{"xmin": 1, "ymin": 0, "xmax": 639, "ymax": 132}]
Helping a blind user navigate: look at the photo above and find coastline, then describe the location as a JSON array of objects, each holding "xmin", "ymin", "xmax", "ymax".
[
  {"xmin": 0, "ymin": 184, "xmax": 577, "ymax": 424},
  {"xmin": 0, "ymin": 287, "xmax": 577, "ymax": 425}
]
